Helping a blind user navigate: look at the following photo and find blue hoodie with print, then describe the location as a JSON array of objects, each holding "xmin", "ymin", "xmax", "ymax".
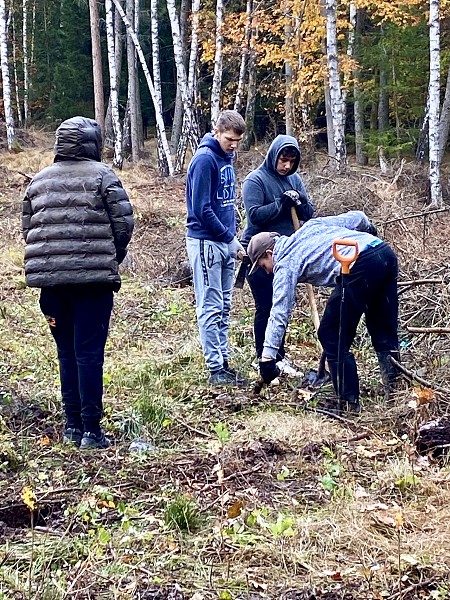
[
  {"xmin": 186, "ymin": 133, "xmax": 237, "ymax": 243},
  {"xmin": 241, "ymin": 135, "xmax": 313, "ymax": 247}
]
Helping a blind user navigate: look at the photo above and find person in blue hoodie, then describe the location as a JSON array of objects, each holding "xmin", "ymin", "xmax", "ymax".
[
  {"xmin": 241, "ymin": 135, "xmax": 314, "ymax": 376},
  {"xmin": 186, "ymin": 110, "xmax": 247, "ymax": 386},
  {"xmin": 247, "ymin": 211, "xmax": 400, "ymax": 413}
]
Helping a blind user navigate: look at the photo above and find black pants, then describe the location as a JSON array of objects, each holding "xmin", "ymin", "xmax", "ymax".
[
  {"xmin": 39, "ymin": 285, "xmax": 114, "ymax": 433},
  {"xmin": 317, "ymin": 243, "xmax": 398, "ymax": 402},
  {"xmin": 247, "ymin": 268, "xmax": 285, "ymax": 361}
]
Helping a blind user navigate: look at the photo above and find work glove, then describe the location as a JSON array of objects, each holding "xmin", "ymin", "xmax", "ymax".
[
  {"xmin": 366, "ymin": 221, "xmax": 378, "ymax": 237},
  {"xmin": 259, "ymin": 359, "xmax": 281, "ymax": 385},
  {"xmin": 280, "ymin": 189, "xmax": 309, "ymax": 209},
  {"xmin": 228, "ymin": 236, "xmax": 245, "ymax": 259}
]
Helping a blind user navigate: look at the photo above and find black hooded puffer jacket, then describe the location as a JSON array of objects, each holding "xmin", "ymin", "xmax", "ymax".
[{"xmin": 22, "ymin": 116, "xmax": 134, "ymax": 290}]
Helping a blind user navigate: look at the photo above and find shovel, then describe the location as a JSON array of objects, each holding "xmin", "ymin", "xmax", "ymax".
[{"xmin": 332, "ymin": 238, "xmax": 359, "ymax": 409}]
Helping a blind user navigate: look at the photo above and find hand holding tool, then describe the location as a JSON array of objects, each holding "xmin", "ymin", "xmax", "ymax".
[{"xmin": 228, "ymin": 236, "xmax": 245, "ymax": 259}]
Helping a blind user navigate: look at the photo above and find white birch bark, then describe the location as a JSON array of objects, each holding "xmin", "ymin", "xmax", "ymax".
[
  {"xmin": 234, "ymin": 0, "xmax": 251, "ymax": 112},
  {"xmin": 326, "ymin": 0, "xmax": 346, "ymax": 169},
  {"xmin": 150, "ymin": 0, "xmax": 169, "ymax": 172},
  {"xmin": 438, "ymin": 66, "xmax": 450, "ymax": 161},
  {"xmin": 170, "ymin": 0, "xmax": 189, "ymax": 151},
  {"xmin": 0, "ymin": 0, "xmax": 15, "ymax": 149},
  {"xmin": 187, "ymin": 0, "xmax": 200, "ymax": 100},
  {"xmin": 22, "ymin": 0, "xmax": 29, "ymax": 125},
  {"xmin": 126, "ymin": 0, "xmax": 139, "ymax": 162},
  {"xmin": 89, "ymin": 0, "xmax": 105, "ymax": 134},
  {"xmin": 428, "ymin": 0, "xmax": 442, "ymax": 207},
  {"xmin": 105, "ymin": 0, "xmax": 123, "ymax": 168},
  {"xmin": 166, "ymin": 0, "xmax": 199, "ymax": 171},
  {"xmin": 210, "ymin": 0, "xmax": 223, "ymax": 126},
  {"xmin": 112, "ymin": 0, "xmax": 174, "ymax": 175}
]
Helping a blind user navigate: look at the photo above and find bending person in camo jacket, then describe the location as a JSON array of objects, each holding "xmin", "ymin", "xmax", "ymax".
[
  {"xmin": 247, "ymin": 211, "xmax": 400, "ymax": 413},
  {"xmin": 23, "ymin": 116, "xmax": 134, "ymax": 450}
]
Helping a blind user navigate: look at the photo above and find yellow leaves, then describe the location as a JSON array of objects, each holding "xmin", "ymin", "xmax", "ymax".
[
  {"xmin": 21, "ymin": 486, "xmax": 36, "ymax": 511},
  {"xmin": 226, "ymin": 500, "xmax": 244, "ymax": 519},
  {"xmin": 408, "ymin": 386, "xmax": 435, "ymax": 409}
]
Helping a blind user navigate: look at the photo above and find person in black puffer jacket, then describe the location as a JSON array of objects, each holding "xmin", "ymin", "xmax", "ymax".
[{"xmin": 23, "ymin": 116, "xmax": 134, "ymax": 450}]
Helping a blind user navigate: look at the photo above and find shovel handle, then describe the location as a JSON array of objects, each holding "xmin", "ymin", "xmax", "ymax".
[{"xmin": 332, "ymin": 239, "xmax": 359, "ymax": 275}]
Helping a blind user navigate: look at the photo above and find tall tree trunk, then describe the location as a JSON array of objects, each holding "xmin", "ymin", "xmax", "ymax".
[
  {"xmin": 112, "ymin": 0, "xmax": 173, "ymax": 175},
  {"xmin": 210, "ymin": 0, "xmax": 223, "ymax": 126},
  {"xmin": 234, "ymin": 0, "xmax": 251, "ymax": 112},
  {"xmin": 187, "ymin": 0, "xmax": 200, "ymax": 100},
  {"xmin": 105, "ymin": 0, "xmax": 123, "ymax": 168},
  {"xmin": 126, "ymin": 0, "xmax": 139, "ymax": 162},
  {"xmin": 166, "ymin": 0, "xmax": 199, "ymax": 172},
  {"xmin": 0, "ymin": 0, "xmax": 16, "ymax": 150},
  {"xmin": 10, "ymin": 11, "xmax": 22, "ymax": 126},
  {"xmin": 428, "ymin": 0, "xmax": 442, "ymax": 207},
  {"xmin": 416, "ymin": 95, "xmax": 429, "ymax": 164},
  {"xmin": 89, "ymin": 0, "xmax": 105, "ymax": 134},
  {"xmin": 326, "ymin": 0, "xmax": 346, "ymax": 169},
  {"xmin": 438, "ymin": 66, "xmax": 450, "ymax": 161},
  {"xmin": 105, "ymin": 2, "xmax": 124, "ymax": 150},
  {"xmin": 22, "ymin": 0, "xmax": 29, "ymax": 125},
  {"xmin": 284, "ymin": 5, "xmax": 294, "ymax": 137},
  {"xmin": 170, "ymin": 0, "xmax": 189, "ymax": 151},
  {"xmin": 241, "ymin": 40, "xmax": 256, "ymax": 150},
  {"xmin": 151, "ymin": 0, "xmax": 171, "ymax": 173},
  {"xmin": 378, "ymin": 69, "xmax": 389, "ymax": 131},
  {"xmin": 352, "ymin": 4, "xmax": 367, "ymax": 165}
]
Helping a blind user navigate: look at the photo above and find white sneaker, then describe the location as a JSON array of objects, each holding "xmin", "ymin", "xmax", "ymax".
[{"xmin": 276, "ymin": 358, "xmax": 303, "ymax": 378}]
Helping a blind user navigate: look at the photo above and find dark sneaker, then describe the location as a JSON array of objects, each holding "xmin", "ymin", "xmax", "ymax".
[
  {"xmin": 63, "ymin": 427, "xmax": 83, "ymax": 447},
  {"xmin": 80, "ymin": 431, "xmax": 111, "ymax": 450},
  {"xmin": 209, "ymin": 368, "xmax": 239, "ymax": 387},
  {"xmin": 341, "ymin": 400, "xmax": 361, "ymax": 415},
  {"xmin": 222, "ymin": 361, "xmax": 248, "ymax": 386}
]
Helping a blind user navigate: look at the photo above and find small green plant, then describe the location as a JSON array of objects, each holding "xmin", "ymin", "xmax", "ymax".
[
  {"xmin": 276, "ymin": 465, "xmax": 291, "ymax": 481},
  {"xmin": 136, "ymin": 395, "xmax": 170, "ymax": 440},
  {"xmin": 164, "ymin": 494, "xmax": 201, "ymax": 532},
  {"xmin": 212, "ymin": 421, "xmax": 230, "ymax": 445}
]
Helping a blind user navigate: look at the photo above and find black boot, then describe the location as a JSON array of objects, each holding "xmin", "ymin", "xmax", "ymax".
[{"xmin": 377, "ymin": 351, "xmax": 400, "ymax": 401}]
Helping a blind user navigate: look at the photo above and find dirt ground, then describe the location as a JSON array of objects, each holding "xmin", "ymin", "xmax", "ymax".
[{"xmin": 1, "ymin": 135, "xmax": 450, "ymax": 599}]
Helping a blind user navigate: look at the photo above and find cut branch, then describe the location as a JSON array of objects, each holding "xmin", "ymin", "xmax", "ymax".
[
  {"xmin": 390, "ymin": 357, "xmax": 450, "ymax": 395},
  {"xmin": 406, "ymin": 326, "xmax": 450, "ymax": 334}
]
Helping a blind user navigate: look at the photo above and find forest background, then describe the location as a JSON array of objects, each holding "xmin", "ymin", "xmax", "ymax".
[{"xmin": 1, "ymin": 0, "xmax": 450, "ymax": 189}]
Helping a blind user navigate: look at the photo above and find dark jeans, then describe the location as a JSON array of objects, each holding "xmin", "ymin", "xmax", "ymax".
[
  {"xmin": 317, "ymin": 243, "xmax": 398, "ymax": 402},
  {"xmin": 39, "ymin": 285, "xmax": 114, "ymax": 433},
  {"xmin": 247, "ymin": 268, "xmax": 286, "ymax": 361}
]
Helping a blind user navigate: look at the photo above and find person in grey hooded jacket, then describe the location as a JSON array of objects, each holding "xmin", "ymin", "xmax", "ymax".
[
  {"xmin": 247, "ymin": 211, "xmax": 399, "ymax": 413},
  {"xmin": 23, "ymin": 116, "xmax": 134, "ymax": 449},
  {"xmin": 241, "ymin": 135, "xmax": 314, "ymax": 375}
]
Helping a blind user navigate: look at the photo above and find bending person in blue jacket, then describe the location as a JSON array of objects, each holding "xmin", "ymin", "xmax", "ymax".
[
  {"xmin": 247, "ymin": 211, "xmax": 400, "ymax": 413},
  {"xmin": 241, "ymin": 135, "xmax": 314, "ymax": 377},
  {"xmin": 185, "ymin": 110, "xmax": 247, "ymax": 386}
]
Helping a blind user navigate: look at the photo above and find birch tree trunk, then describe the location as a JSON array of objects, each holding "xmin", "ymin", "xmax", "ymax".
[
  {"xmin": 150, "ymin": 0, "xmax": 169, "ymax": 172},
  {"xmin": 22, "ymin": 0, "xmax": 29, "ymax": 125},
  {"xmin": 105, "ymin": 1, "xmax": 123, "ymax": 151},
  {"xmin": 105, "ymin": 0, "xmax": 123, "ymax": 168},
  {"xmin": 428, "ymin": 0, "xmax": 442, "ymax": 207},
  {"xmin": 126, "ymin": 0, "xmax": 139, "ymax": 162},
  {"xmin": 166, "ymin": 0, "xmax": 199, "ymax": 172},
  {"xmin": 438, "ymin": 66, "xmax": 450, "ymax": 161},
  {"xmin": 210, "ymin": 0, "xmax": 223, "ymax": 126},
  {"xmin": 234, "ymin": 0, "xmax": 251, "ymax": 112},
  {"xmin": 89, "ymin": 0, "xmax": 105, "ymax": 134},
  {"xmin": 112, "ymin": 0, "xmax": 173, "ymax": 175},
  {"xmin": 171, "ymin": 0, "xmax": 190, "ymax": 151},
  {"xmin": 0, "ymin": 0, "xmax": 16, "ymax": 149},
  {"xmin": 326, "ymin": 0, "xmax": 346, "ymax": 169},
  {"xmin": 187, "ymin": 0, "xmax": 200, "ymax": 100}
]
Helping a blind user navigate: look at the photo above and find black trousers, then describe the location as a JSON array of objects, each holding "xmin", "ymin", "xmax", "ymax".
[
  {"xmin": 39, "ymin": 285, "xmax": 114, "ymax": 433},
  {"xmin": 317, "ymin": 243, "xmax": 398, "ymax": 402},
  {"xmin": 247, "ymin": 267, "xmax": 285, "ymax": 361}
]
